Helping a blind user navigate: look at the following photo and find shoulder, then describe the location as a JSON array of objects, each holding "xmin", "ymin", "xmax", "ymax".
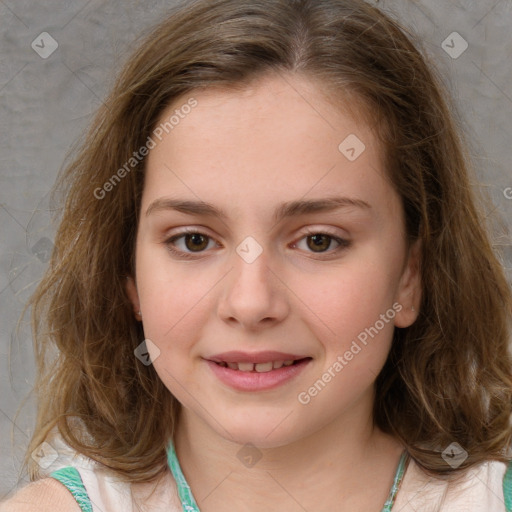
[
  {"xmin": 0, "ymin": 478, "xmax": 82, "ymax": 512},
  {"xmin": 395, "ymin": 457, "xmax": 511, "ymax": 511}
]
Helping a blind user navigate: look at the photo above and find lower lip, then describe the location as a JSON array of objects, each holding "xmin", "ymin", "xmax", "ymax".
[{"xmin": 205, "ymin": 358, "xmax": 311, "ymax": 391}]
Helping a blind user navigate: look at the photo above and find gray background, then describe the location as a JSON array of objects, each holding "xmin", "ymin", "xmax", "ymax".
[{"xmin": 1, "ymin": 0, "xmax": 511, "ymax": 499}]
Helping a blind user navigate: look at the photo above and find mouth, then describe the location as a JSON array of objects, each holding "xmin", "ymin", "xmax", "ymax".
[
  {"xmin": 205, "ymin": 354, "xmax": 313, "ymax": 391},
  {"xmin": 213, "ymin": 358, "xmax": 311, "ymax": 372}
]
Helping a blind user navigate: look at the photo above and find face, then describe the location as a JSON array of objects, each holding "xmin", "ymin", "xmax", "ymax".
[{"xmin": 126, "ymin": 73, "xmax": 421, "ymax": 448}]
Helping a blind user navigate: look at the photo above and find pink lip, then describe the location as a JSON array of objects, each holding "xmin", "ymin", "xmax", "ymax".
[
  {"xmin": 205, "ymin": 357, "xmax": 312, "ymax": 392},
  {"xmin": 207, "ymin": 350, "xmax": 308, "ymax": 364}
]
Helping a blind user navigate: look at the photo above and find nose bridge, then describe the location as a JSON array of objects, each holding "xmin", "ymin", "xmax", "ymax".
[
  {"xmin": 218, "ymin": 235, "xmax": 288, "ymax": 328},
  {"xmin": 231, "ymin": 236, "xmax": 274, "ymax": 301}
]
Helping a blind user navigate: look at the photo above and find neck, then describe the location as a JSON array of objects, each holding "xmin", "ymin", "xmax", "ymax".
[{"xmin": 173, "ymin": 397, "xmax": 405, "ymax": 512}]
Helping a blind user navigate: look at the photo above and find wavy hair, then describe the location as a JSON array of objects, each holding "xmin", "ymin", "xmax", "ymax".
[{"xmin": 24, "ymin": 0, "xmax": 512, "ymax": 483}]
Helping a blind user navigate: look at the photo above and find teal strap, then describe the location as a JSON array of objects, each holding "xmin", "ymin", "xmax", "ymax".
[
  {"xmin": 166, "ymin": 441, "xmax": 201, "ymax": 512},
  {"xmin": 50, "ymin": 466, "xmax": 93, "ymax": 512},
  {"xmin": 166, "ymin": 439, "xmax": 408, "ymax": 512},
  {"xmin": 504, "ymin": 459, "xmax": 512, "ymax": 511},
  {"xmin": 381, "ymin": 451, "xmax": 409, "ymax": 512}
]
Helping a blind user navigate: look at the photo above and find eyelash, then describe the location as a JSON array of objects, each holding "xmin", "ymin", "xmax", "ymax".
[{"xmin": 163, "ymin": 228, "xmax": 351, "ymax": 260}]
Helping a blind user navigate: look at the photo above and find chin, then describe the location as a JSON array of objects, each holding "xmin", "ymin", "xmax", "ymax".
[{"xmin": 211, "ymin": 415, "xmax": 307, "ymax": 450}]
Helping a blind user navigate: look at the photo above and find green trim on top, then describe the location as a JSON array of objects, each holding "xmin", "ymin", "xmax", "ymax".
[
  {"xmin": 504, "ymin": 459, "xmax": 512, "ymax": 512},
  {"xmin": 382, "ymin": 451, "xmax": 409, "ymax": 511},
  {"xmin": 167, "ymin": 441, "xmax": 201, "ymax": 512},
  {"xmin": 166, "ymin": 439, "xmax": 409, "ymax": 512},
  {"xmin": 50, "ymin": 466, "xmax": 93, "ymax": 512}
]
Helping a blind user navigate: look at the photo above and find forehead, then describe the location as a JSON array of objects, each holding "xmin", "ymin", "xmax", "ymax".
[{"xmin": 142, "ymin": 73, "xmax": 398, "ymax": 223}]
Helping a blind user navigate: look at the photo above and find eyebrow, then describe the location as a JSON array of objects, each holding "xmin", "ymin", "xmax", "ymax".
[{"xmin": 145, "ymin": 196, "xmax": 372, "ymax": 223}]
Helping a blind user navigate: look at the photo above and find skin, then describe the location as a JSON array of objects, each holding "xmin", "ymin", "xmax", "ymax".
[{"xmin": 126, "ymin": 72, "xmax": 422, "ymax": 511}]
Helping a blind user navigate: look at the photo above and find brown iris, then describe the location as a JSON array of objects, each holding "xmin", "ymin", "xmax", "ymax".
[
  {"xmin": 184, "ymin": 233, "xmax": 209, "ymax": 252},
  {"xmin": 306, "ymin": 234, "xmax": 332, "ymax": 252}
]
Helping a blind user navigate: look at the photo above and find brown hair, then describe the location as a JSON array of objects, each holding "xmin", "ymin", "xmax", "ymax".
[{"xmin": 24, "ymin": 0, "xmax": 512, "ymax": 483}]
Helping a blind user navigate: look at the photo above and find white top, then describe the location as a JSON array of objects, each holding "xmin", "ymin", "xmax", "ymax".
[
  {"xmin": 36, "ymin": 435, "xmax": 182, "ymax": 512},
  {"xmin": 33, "ymin": 434, "xmax": 511, "ymax": 511}
]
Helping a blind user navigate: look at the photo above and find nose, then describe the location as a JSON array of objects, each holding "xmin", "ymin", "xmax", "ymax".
[{"xmin": 217, "ymin": 245, "xmax": 290, "ymax": 331}]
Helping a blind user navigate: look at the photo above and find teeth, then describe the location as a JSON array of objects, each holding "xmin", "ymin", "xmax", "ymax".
[
  {"xmin": 237, "ymin": 362, "xmax": 255, "ymax": 372},
  {"xmin": 217, "ymin": 360, "xmax": 299, "ymax": 371},
  {"xmin": 255, "ymin": 362, "xmax": 273, "ymax": 373}
]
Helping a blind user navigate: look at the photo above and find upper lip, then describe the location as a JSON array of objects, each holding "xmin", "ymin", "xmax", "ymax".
[{"xmin": 207, "ymin": 351, "xmax": 310, "ymax": 364}]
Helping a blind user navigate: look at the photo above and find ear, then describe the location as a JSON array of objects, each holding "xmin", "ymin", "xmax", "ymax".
[
  {"xmin": 125, "ymin": 276, "xmax": 142, "ymax": 321},
  {"xmin": 393, "ymin": 238, "xmax": 422, "ymax": 328}
]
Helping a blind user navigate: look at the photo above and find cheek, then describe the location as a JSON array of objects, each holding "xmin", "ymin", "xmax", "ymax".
[
  {"xmin": 293, "ymin": 256, "xmax": 400, "ymax": 339},
  {"xmin": 134, "ymin": 244, "xmax": 214, "ymax": 350},
  {"xmin": 291, "ymin": 262, "xmax": 399, "ymax": 409},
  {"xmin": 134, "ymin": 250, "xmax": 212, "ymax": 399}
]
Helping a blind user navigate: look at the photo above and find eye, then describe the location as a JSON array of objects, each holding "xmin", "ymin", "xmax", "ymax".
[
  {"xmin": 293, "ymin": 230, "xmax": 351, "ymax": 255},
  {"xmin": 164, "ymin": 229, "xmax": 217, "ymax": 258}
]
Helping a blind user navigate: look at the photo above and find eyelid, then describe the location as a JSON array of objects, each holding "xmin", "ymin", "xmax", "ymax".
[{"xmin": 299, "ymin": 226, "xmax": 348, "ymax": 239}]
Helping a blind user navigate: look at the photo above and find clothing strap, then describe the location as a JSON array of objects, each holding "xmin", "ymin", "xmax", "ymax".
[
  {"xmin": 382, "ymin": 451, "xmax": 409, "ymax": 511},
  {"xmin": 504, "ymin": 459, "xmax": 512, "ymax": 511},
  {"xmin": 50, "ymin": 466, "xmax": 93, "ymax": 512},
  {"xmin": 167, "ymin": 441, "xmax": 201, "ymax": 511}
]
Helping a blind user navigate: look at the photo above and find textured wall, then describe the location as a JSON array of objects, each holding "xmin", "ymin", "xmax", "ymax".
[{"xmin": 1, "ymin": 0, "xmax": 511, "ymax": 498}]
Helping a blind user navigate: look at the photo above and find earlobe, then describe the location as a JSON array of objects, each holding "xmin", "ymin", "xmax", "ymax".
[
  {"xmin": 394, "ymin": 239, "xmax": 422, "ymax": 328},
  {"xmin": 125, "ymin": 276, "xmax": 142, "ymax": 320}
]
